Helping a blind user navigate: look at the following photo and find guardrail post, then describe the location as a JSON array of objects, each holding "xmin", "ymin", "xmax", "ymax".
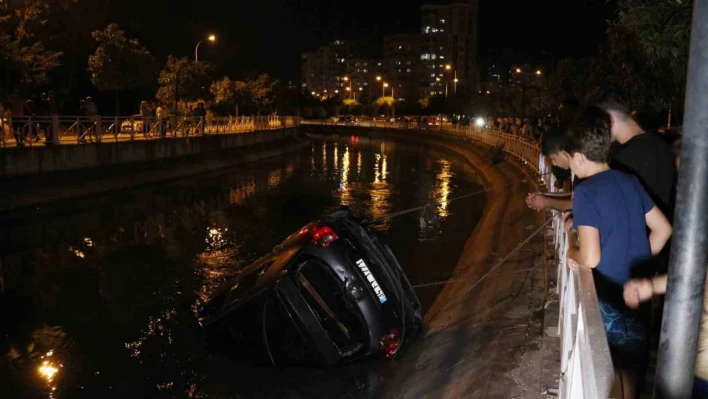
[{"xmin": 655, "ymin": 0, "xmax": 708, "ymax": 397}]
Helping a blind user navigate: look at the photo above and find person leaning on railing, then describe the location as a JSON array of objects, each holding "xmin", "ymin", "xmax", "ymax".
[
  {"xmin": 563, "ymin": 107, "xmax": 672, "ymax": 399},
  {"xmin": 526, "ymin": 127, "xmax": 574, "ymax": 212}
]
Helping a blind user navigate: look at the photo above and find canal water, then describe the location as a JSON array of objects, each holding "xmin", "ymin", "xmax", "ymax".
[{"xmin": 0, "ymin": 134, "xmax": 486, "ymax": 398}]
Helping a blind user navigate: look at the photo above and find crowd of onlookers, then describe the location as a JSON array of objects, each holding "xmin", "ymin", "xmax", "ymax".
[
  {"xmin": 488, "ymin": 116, "xmax": 554, "ymax": 142},
  {"xmin": 523, "ymin": 86, "xmax": 698, "ymax": 398}
]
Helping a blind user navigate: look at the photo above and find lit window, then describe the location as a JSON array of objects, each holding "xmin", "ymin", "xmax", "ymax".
[
  {"xmin": 364, "ymin": 82, "xmax": 368, "ymax": 86},
  {"xmin": 421, "ymin": 53, "xmax": 430, "ymax": 60},
  {"xmin": 398, "ymin": 45, "xmax": 402, "ymax": 50},
  {"xmin": 424, "ymin": 26, "xmax": 431, "ymax": 33},
  {"xmin": 431, "ymin": 54, "xmax": 437, "ymax": 60},
  {"xmin": 439, "ymin": 73, "xmax": 443, "ymax": 77},
  {"xmin": 407, "ymin": 68, "xmax": 411, "ymax": 72},
  {"xmin": 440, "ymin": 56, "xmax": 445, "ymax": 59},
  {"xmin": 430, "ymin": 73, "xmax": 436, "ymax": 77},
  {"xmin": 363, "ymin": 69, "xmax": 367, "ymax": 72},
  {"xmin": 398, "ymin": 69, "xmax": 402, "ymax": 72},
  {"xmin": 378, "ymin": 62, "xmax": 382, "ymax": 66},
  {"xmin": 440, "ymin": 19, "xmax": 445, "ymax": 23},
  {"xmin": 407, "ymin": 61, "xmax": 411, "ymax": 65}
]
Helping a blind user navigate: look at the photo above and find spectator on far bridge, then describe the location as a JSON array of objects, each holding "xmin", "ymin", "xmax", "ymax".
[
  {"xmin": 140, "ymin": 101, "xmax": 151, "ymax": 137},
  {"xmin": 156, "ymin": 103, "xmax": 167, "ymax": 138},
  {"xmin": 565, "ymin": 107, "xmax": 672, "ymax": 399},
  {"xmin": 194, "ymin": 102, "xmax": 207, "ymax": 134}
]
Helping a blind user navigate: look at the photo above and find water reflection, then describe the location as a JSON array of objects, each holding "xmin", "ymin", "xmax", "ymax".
[
  {"xmin": 435, "ymin": 159, "xmax": 453, "ymax": 218},
  {"xmin": 0, "ymin": 135, "xmax": 485, "ymax": 398}
]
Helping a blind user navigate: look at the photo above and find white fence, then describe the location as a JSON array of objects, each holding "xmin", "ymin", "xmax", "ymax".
[{"xmin": 303, "ymin": 119, "xmax": 615, "ymax": 398}]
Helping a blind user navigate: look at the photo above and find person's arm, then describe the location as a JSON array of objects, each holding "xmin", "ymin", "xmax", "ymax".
[
  {"xmin": 526, "ymin": 192, "xmax": 572, "ymax": 211},
  {"xmin": 624, "ymin": 274, "xmax": 668, "ymax": 309},
  {"xmin": 566, "ymin": 225, "xmax": 601, "ymax": 269},
  {"xmin": 645, "ymin": 206, "xmax": 672, "ymax": 256}
]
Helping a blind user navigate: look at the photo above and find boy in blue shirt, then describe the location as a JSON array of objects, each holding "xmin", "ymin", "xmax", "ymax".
[{"xmin": 564, "ymin": 107, "xmax": 673, "ymax": 399}]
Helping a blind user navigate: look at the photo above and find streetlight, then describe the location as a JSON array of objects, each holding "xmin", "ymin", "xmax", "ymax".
[
  {"xmin": 383, "ymin": 82, "xmax": 389, "ymax": 97},
  {"xmin": 515, "ymin": 68, "xmax": 522, "ymax": 73},
  {"xmin": 536, "ymin": 70, "xmax": 542, "ymax": 75},
  {"xmin": 195, "ymin": 34, "xmax": 216, "ymax": 62}
]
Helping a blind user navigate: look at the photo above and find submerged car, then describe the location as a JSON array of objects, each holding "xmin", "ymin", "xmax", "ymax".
[{"xmin": 198, "ymin": 209, "xmax": 422, "ymax": 366}]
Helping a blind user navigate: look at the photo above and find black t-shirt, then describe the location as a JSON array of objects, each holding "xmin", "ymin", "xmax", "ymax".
[{"xmin": 610, "ymin": 131, "xmax": 675, "ymax": 217}]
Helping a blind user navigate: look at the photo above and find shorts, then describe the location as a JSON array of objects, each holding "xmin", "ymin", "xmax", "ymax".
[{"xmin": 599, "ymin": 296, "xmax": 649, "ymax": 369}]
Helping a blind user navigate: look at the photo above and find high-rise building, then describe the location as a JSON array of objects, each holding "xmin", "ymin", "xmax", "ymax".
[
  {"xmin": 420, "ymin": 0, "xmax": 479, "ymax": 98},
  {"xmin": 382, "ymin": 33, "xmax": 421, "ymax": 102},
  {"xmin": 300, "ymin": 40, "xmax": 352, "ymax": 98},
  {"xmin": 343, "ymin": 58, "xmax": 387, "ymax": 103}
]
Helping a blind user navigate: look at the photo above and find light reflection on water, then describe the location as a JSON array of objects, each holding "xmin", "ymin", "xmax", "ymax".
[{"xmin": 0, "ymin": 135, "xmax": 485, "ymax": 398}]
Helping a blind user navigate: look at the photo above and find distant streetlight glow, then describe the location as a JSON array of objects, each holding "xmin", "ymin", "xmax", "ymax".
[
  {"xmin": 515, "ymin": 68, "xmax": 522, "ymax": 73},
  {"xmin": 383, "ymin": 83, "xmax": 389, "ymax": 87},
  {"xmin": 343, "ymin": 77, "xmax": 349, "ymax": 81},
  {"xmin": 335, "ymin": 89, "xmax": 339, "ymax": 93},
  {"xmin": 475, "ymin": 117, "xmax": 485, "ymax": 127},
  {"xmin": 376, "ymin": 76, "xmax": 382, "ymax": 81},
  {"xmin": 445, "ymin": 64, "xmax": 452, "ymax": 70},
  {"xmin": 536, "ymin": 70, "xmax": 542, "ymax": 75},
  {"xmin": 311, "ymin": 91, "xmax": 316, "ymax": 95},
  {"xmin": 208, "ymin": 35, "xmax": 216, "ymax": 42}
]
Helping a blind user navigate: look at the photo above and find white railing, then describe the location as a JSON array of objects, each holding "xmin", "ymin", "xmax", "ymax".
[
  {"xmin": 303, "ymin": 119, "xmax": 615, "ymax": 398},
  {"xmin": 1, "ymin": 115, "xmax": 301, "ymax": 148}
]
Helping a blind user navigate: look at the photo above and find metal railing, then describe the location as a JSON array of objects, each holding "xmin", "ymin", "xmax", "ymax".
[
  {"xmin": 1, "ymin": 115, "xmax": 301, "ymax": 148},
  {"xmin": 303, "ymin": 118, "xmax": 614, "ymax": 398}
]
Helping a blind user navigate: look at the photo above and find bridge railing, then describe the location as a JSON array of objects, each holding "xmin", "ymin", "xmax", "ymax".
[
  {"xmin": 1, "ymin": 115, "xmax": 301, "ymax": 147},
  {"xmin": 302, "ymin": 119, "xmax": 614, "ymax": 398}
]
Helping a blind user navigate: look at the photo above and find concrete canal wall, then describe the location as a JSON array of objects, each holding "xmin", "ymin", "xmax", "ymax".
[
  {"xmin": 0, "ymin": 128, "xmax": 299, "ymax": 177},
  {"xmin": 1, "ymin": 128, "xmax": 305, "ymax": 212}
]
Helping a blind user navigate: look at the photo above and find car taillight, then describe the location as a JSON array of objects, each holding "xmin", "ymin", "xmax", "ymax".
[
  {"xmin": 311, "ymin": 225, "xmax": 339, "ymax": 248},
  {"xmin": 379, "ymin": 328, "xmax": 401, "ymax": 358}
]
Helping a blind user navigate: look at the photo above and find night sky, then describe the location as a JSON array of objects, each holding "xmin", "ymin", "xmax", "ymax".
[{"xmin": 105, "ymin": 0, "xmax": 618, "ymax": 81}]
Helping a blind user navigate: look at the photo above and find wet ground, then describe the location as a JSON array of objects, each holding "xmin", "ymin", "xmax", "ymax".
[{"xmin": 0, "ymin": 134, "xmax": 487, "ymax": 398}]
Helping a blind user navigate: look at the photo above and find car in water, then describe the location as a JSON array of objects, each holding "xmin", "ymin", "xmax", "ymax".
[{"xmin": 198, "ymin": 209, "xmax": 422, "ymax": 366}]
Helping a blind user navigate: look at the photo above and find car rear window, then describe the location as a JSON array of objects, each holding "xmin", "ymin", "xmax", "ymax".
[{"xmin": 296, "ymin": 258, "xmax": 367, "ymax": 354}]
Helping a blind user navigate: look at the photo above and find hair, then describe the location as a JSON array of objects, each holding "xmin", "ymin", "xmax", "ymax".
[
  {"xmin": 541, "ymin": 127, "xmax": 566, "ymax": 156},
  {"xmin": 564, "ymin": 106, "xmax": 612, "ymax": 163},
  {"xmin": 584, "ymin": 85, "xmax": 631, "ymax": 119}
]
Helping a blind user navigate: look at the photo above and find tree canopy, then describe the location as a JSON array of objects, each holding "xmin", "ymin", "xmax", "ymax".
[
  {"xmin": 0, "ymin": 0, "xmax": 73, "ymax": 96},
  {"xmin": 156, "ymin": 56, "xmax": 214, "ymax": 109},
  {"xmin": 88, "ymin": 23, "xmax": 154, "ymax": 93}
]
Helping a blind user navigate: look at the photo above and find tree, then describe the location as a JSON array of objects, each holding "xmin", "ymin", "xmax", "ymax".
[
  {"xmin": 0, "ymin": 0, "xmax": 72, "ymax": 97},
  {"xmin": 156, "ymin": 56, "xmax": 214, "ymax": 113},
  {"xmin": 245, "ymin": 73, "xmax": 278, "ymax": 115},
  {"xmin": 88, "ymin": 23, "xmax": 154, "ymax": 114},
  {"xmin": 210, "ymin": 76, "xmax": 238, "ymax": 115},
  {"xmin": 605, "ymin": 0, "xmax": 691, "ymax": 111}
]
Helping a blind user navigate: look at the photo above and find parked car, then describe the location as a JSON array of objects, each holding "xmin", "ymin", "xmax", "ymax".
[
  {"xmin": 120, "ymin": 115, "xmax": 145, "ymax": 133},
  {"xmin": 198, "ymin": 209, "xmax": 422, "ymax": 366}
]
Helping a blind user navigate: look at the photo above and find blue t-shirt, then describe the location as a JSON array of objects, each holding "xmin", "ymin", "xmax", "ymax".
[{"xmin": 573, "ymin": 169, "xmax": 655, "ymax": 286}]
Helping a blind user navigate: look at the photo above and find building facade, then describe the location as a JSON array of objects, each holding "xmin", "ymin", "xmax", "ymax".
[
  {"xmin": 420, "ymin": 0, "xmax": 479, "ymax": 98},
  {"xmin": 300, "ymin": 40, "xmax": 352, "ymax": 98},
  {"xmin": 382, "ymin": 33, "xmax": 421, "ymax": 103}
]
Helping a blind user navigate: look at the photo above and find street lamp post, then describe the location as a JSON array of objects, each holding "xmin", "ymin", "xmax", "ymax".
[
  {"xmin": 445, "ymin": 64, "xmax": 452, "ymax": 97},
  {"xmin": 195, "ymin": 34, "xmax": 216, "ymax": 62},
  {"xmin": 383, "ymin": 82, "xmax": 389, "ymax": 97},
  {"xmin": 343, "ymin": 77, "xmax": 353, "ymax": 100}
]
